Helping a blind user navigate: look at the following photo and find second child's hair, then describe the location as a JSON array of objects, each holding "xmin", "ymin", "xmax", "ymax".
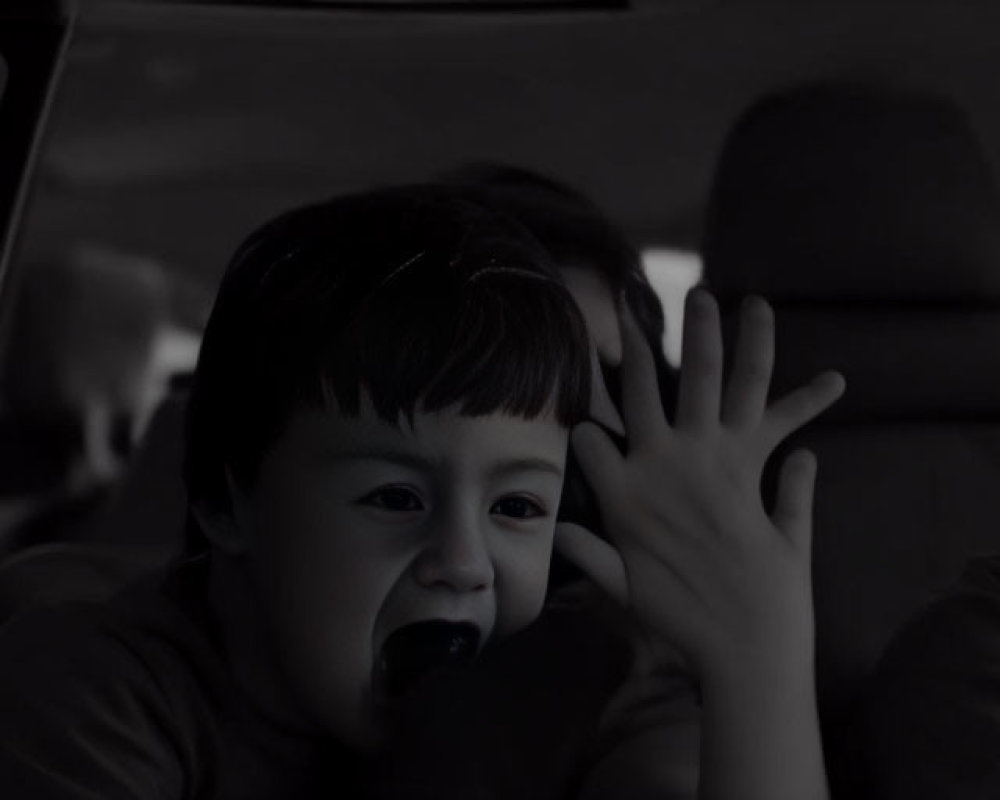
[
  {"xmin": 183, "ymin": 184, "xmax": 592, "ymax": 526},
  {"xmin": 439, "ymin": 163, "xmax": 676, "ymax": 415}
]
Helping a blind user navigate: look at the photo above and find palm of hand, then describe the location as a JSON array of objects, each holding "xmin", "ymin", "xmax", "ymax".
[{"xmin": 556, "ymin": 291, "xmax": 844, "ymax": 678}]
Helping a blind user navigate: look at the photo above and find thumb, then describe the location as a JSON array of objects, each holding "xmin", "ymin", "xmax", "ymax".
[{"xmin": 554, "ymin": 522, "xmax": 629, "ymax": 607}]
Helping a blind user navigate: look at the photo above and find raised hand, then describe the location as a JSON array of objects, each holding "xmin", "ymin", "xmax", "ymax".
[{"xmin": 555, "ymin": 289, "xmax": 844, "ymax": 681}]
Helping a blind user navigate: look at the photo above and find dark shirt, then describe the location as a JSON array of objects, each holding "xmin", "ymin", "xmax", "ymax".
[
  {"xmin": 0, "ymin": 557, "xmax": 639, "ymax": 799},
  {"xmin": 0, "ymin": 556, "xmax": 359, "ymax": 799},
  {"xmin": 864, "ymin": 555, "xmax": 1000, "ymax": 800}
]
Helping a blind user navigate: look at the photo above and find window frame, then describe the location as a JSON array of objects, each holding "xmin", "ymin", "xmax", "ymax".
[{"xmin": 0, "ymin": 2, "xmax": 73, "ymax": 336}]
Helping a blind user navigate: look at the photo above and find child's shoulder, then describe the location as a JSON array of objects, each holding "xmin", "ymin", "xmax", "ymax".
[
  {"xmin": 0, "ymin": 560, "xmax": 221, "ymax": 799},
  {"xmin": 0, "ymin": 555, "xmax": 224, "ymax": 690}
]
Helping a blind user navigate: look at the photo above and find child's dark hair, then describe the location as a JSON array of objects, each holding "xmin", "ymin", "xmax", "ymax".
[{"xmin": 183, "ymin": 183, "xmax": 591, "ymax": 534}]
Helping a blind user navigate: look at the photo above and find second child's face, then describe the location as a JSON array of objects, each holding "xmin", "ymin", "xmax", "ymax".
[{"xmin": 229, "ymin": 397, "xmax": 569, "ymax": 750}]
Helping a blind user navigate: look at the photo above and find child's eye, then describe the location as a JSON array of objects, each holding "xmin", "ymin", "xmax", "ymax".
[
  {"xmin": 358, "ymin": 486, "xmax": 425, "ymax": 512},
  {"xmin": 490, "ymin": 495, "xmax": 546, "ymax": 520}
]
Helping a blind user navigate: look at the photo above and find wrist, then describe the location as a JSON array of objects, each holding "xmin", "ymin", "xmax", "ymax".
[{"xmin": 699, "ymin": 637, "xmax": 817, "ymax": 702}]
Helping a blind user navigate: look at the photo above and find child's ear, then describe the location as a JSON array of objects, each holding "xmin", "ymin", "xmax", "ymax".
[{"xmin": 189, "ymin": 469, "xmax": 251, "ymax": 556}]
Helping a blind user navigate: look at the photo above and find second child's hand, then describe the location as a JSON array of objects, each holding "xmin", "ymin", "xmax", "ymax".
[{"xmin": 555, "ymin": 289, "xmax": 844, "ymax": 800}]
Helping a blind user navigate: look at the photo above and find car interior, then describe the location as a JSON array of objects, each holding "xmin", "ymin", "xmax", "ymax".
[{"xmin": 2, "ymin": 0, "xmax": 1000, "ymax": 794}]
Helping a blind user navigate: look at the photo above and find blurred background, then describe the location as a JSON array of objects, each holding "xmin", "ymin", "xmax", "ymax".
[{"xmin": 21, "ymin": 0, "xmax": 1000, "ymax": 370}]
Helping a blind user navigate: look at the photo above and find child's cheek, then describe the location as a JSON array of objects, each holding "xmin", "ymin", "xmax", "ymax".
[{"xmin": 492, "ymin": 534, "xmax": 554, "ymax": 637}]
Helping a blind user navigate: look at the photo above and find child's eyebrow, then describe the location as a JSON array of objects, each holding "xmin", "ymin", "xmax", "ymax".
[{"xmin": 486, "ymin": 458, "xmax": 564, "ymax": 480}]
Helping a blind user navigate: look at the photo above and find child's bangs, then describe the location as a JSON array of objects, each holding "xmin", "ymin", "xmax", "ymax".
[{"xmin": 314, "ymin": 262, "xmax": 592, "ymax": 428}]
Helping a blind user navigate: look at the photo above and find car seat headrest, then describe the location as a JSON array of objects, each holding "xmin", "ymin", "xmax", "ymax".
[{"xmin": 702, "ymin": 83, "xmax": 1000, "ymax": 302}]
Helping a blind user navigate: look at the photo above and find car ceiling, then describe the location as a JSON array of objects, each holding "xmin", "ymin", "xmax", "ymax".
[{"xmin": 15, "ymin": 0, "xmax": 1000, "ymax": 288}]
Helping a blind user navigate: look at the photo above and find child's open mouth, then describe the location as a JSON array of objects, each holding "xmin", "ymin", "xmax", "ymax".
[{"xmin": 376, "ymin": 620, "xmax": 480, "ymax": 699}]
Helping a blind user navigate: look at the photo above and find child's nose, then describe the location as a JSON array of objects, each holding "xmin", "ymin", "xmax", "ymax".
[{"xmin": 413, "ymin": 512, "xmax": 494, "ymax": 593}]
